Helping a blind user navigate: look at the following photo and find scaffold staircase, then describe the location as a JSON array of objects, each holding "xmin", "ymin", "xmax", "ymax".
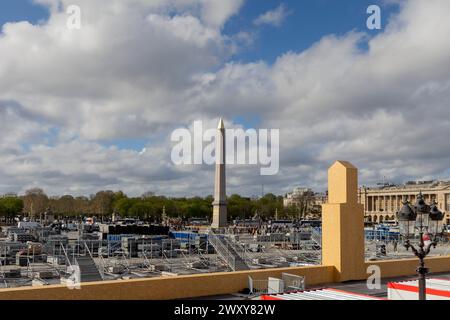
[
  {"xmin": 66, "ymin": 243, "xmax": 103, "ymax": 283},
  {"xmin": 208, "ymin": 230, "xmax": 250, "ymax": 271},
  {"xmin": 73, "ymin": 255, "xmax": 103, "ymax": 283}
]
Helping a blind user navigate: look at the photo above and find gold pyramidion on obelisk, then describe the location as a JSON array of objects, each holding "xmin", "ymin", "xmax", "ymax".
[{"xmin": 211, "ymin": 118, "xmax": 227, "ymax": 228}]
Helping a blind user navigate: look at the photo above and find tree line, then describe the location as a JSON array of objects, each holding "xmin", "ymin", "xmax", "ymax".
[
  {"xmin": 0, "ymin": 197, "xmax": 24, "ymax": 223},
  {"xmin": 1, "ymin": 188, "xmax": 320, "ymax": 221}
]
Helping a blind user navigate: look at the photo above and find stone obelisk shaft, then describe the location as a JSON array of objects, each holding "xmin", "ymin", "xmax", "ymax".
[{"xmin": 212, "ymin": 118, "xmax": 227, "ymax": 228}]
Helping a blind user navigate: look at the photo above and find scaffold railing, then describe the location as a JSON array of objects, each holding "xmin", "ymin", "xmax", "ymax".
[
  {"xmin": 310, "ymin": 227, "xmax": 322, "ymax": 247},
  {"xmin": 207, "ymin": 230, "xmax": 236, "ymax": 271}
]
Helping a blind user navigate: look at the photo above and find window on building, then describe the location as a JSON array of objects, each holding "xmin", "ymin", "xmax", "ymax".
[{"xmin": 446, "ymin": 194, "xmax": 450, "ymax": 211}]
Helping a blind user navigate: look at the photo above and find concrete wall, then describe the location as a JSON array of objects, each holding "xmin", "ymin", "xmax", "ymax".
[
  {"xmin": 367, "ymin": 256, "xmax": 450, "ymax": 279},
  {"xmin": 0, "ymin": 265, "xmax": 334, "ymax": 300},
  {"xmin": 0, "ymin": 255, "xmax": 449, "ymax": 300}
]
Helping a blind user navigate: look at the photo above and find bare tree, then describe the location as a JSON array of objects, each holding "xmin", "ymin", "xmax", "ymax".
[
  {"xmin": 22, "ymin": 188, "xmax": 48, "ymax": 219},
  {"xmin": 91, "ymin": 191, "xmax": 115, "ymax": 216}
]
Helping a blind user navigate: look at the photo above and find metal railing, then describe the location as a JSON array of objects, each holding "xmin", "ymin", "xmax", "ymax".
[
  {"xmin": 248, "ymin": 273, "xmax": 305, "ymax": 295},
  {"xmin": 97, "ymin": 252, "xmax": 107, "ymax": 277},
  {"xmin": 222, "ymin": 236, "xmax": 250, "ymax": 262},
  {"xmin": 248, "ymin": 277, "xmax": 271, "ymax": 295},
  {"xmin": 310, "ymin": 227, "xmax": 322, "ymax": 247},
  {"xmin": 26, "ymin": 256, "xmax": 33, "ymax": 279},
  {"xmin": 139, "ymin": 250, "xmax": 153, "ymax": 271},
  {"xmin": 207, "ymin": 230, "xmax": 236, "ymax": 271},
  {"xmin": 282, "ymin": 273, "xmax": 305, "ymax": 291},
  {"xmin": 60, "ymin": 242, "xmax": 73, "ymax": 270}
]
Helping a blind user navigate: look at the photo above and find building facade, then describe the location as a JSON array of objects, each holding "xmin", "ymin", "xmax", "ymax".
[
  {"xmin": 359, "ymin": 181, "xmax": 450, "ymax": 225},
  {"xmin": 283, "ymin": 187, "xmax": 327, "ymax": 214},
  {"xmin": 283, "ymin": 187, "xmax": 314, "ymax": 207}
]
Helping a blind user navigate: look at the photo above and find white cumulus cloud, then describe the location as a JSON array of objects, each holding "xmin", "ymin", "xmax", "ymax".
[{"xmin": 254, "ymin": 3, "xmax": 291, "ymax": 27}]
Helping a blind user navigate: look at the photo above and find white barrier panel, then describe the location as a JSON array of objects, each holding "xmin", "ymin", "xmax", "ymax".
[
  {"xmin": 261, "ymin": 288, "xmax": 383, "ymax": 300},
  {"xmin": 388, "ymin": 278, "xmax": 450, "ymax": 300}
]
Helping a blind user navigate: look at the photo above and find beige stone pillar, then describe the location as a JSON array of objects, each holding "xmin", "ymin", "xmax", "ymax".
[{"xmin": 322, "ymin": 161, "xmax": 366, "ymax": 282}]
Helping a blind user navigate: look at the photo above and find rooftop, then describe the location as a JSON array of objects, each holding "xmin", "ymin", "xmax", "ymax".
[{"xmin": 362, "ymin": 180, "xmax": 450, "ymax": 192}]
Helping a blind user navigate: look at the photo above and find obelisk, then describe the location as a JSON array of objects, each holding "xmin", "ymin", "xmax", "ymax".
[{"xmin": 212, "ymin": 118, "xmax": 227, "ymax": 228}]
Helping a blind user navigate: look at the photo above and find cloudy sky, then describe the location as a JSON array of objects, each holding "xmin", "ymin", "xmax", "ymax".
[{"xmin": 1, "ymin": 0, "xmax": 450, "ymax": 198}]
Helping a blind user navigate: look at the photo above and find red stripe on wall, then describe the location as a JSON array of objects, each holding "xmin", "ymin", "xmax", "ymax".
[{"xmin": 388, "ymin": 282, "xmax": 450, "ymax": 298}]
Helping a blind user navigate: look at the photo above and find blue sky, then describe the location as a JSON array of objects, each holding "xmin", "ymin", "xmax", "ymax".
[
  {"xmin": 2, "ymin": 0, "xmax": 399, "ymax": 64},
  {"xmin": 0, "ymin": 0, "xmax": 49, "ymax": 26},
  {"xmin": 226, "ymin": 0, "xmax": 400, "ymax": 63}
]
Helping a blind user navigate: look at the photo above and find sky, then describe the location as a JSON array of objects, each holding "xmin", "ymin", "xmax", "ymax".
[{"xmin": 1, "ymin": 0, "xmax": 450, "ymax": 198}]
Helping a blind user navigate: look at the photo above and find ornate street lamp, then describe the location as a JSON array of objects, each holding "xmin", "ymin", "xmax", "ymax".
[
  {"xmin": 429, "ymin": 200, "xmax": 445, "ymax": 239},
  {"xmin": 396, "ymin": 192, "xmax": 445, "ymax": 300}
]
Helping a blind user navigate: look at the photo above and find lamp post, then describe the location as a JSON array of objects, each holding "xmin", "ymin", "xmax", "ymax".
[{"xmin": 396, "ymin": 192, "xmax": 445, "ymax": 300}]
